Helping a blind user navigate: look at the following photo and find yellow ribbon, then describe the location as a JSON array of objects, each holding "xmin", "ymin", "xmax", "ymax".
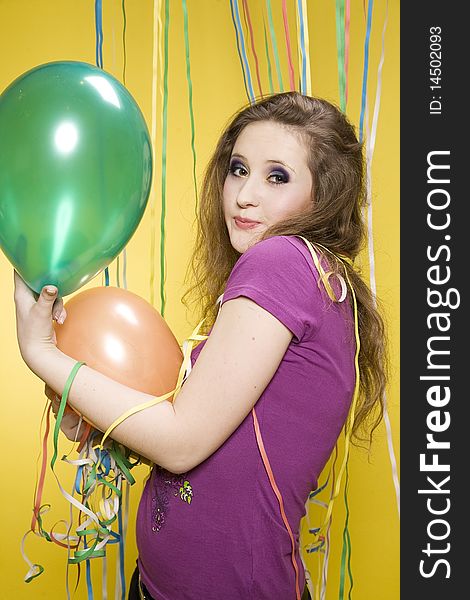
[
  {"xmin": 98, "ymin": 317, "xmax": 208, "ymax": 448},
  {"xmin": 296, "ymin": 236, "xmax": 361, "ymax": 531}
]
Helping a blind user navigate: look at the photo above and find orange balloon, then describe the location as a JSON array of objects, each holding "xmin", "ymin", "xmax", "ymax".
[{"xmin": 54, "ymin": 286, "xmax": 183, "ymax": 399}]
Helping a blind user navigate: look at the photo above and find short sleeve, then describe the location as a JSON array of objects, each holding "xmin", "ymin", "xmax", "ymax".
[{"xmin": 222, "ymin": 236, "xmax": 326, "ymax": 342}]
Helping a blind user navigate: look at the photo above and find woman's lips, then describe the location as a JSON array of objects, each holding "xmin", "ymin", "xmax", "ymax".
[{"xmin": 234, "ymin": 217, "xmax": 261, "ymax": 230}]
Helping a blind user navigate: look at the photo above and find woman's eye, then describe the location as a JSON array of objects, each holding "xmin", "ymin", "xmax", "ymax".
[
  {"xmin": 268, "ymin": 170, "xmax": 289, "ymax": 185},
  {"xmin": 229, "ymin": 162, "xmax": 248, "ymax": 177}
]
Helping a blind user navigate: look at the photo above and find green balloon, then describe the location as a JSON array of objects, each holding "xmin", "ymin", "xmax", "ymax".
[{"xmin": 0, "ymin": 61, "xmax": 152, "ymax": 296}]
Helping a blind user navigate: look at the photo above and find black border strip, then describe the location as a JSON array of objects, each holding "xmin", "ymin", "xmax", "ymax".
[{"xmin": 401, "ymin": 4, "xmax": 465, "ymax": 597}]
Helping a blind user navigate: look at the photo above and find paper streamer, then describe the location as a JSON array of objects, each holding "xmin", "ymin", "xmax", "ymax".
[
  {"xmin": 121, "ymin": 0, "xmax": 127, "ymax": 85},
  {"xmin": 22, "ymin": 362, "xmax": 140, "ymax": 600},
  {"xmin": 241, "ymin": 0, "xmax": 264, "ymax": 98},
  {"xmin": 281, "ymin": 0, "xmax": 296, "ymax": 90},
  {"xmin": 345, "ymin": 0, "xmax": 350, "ymax": 106},
  {"xmin": 159, "ymin": 0, "xmax": 170, "ymax": 316},
  {"xmin": 295, "ymin": 241, "xmax": 360, "ymax": 600},
  {"xmin": 265, "ymin": 0, "xmax": 284, "ymax": 92},
  {"xmin": 230, "ymin": 0, "xmax": 255, "ymax": 103},
  {"xmin": 338, "ymin": 464, "xmax": 353, "ymax": 600},
  {"xmin": 335, "ymin": 0, "xmax": 346, "ymax": 111},
  {"xmin": 149, "ymin": 0, "xmax": 160, "ymax": 307},
  {"xmin": 307, "ymin": 436, "xmax": 339, "ymax": 599},
  {"xmin": 358, "ymin": 0, "xmax": 373, "ymax": 142},
  {"xmin": 296, "ymin": 0, "xmax": 311, "ymax": 95},
  {"xmin": 182, "ymin": 0, "xmax": 200, "ymax": 216},
  {"xmin": 95, "ymin": 0, "xmax": 104, "ymax": 69},
  {"xmin": 361, "ymin": 0, "xmax": 400, "ymax": 519},
  {"xmin": 118, "ymin": 0, "xmax": 128, "ymax": 291},
  {"xmin": 94, "ymin": 0, "xmax": 110, "ymax": 288},
  {"xmin": 262, "ymin": 19, "xmax": 274, "ymax": 94}
]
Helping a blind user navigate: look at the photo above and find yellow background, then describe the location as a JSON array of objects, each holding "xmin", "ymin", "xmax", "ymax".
[{"xmin": 0, "ymin": 1, "xmax": 399, "ymax": 598}]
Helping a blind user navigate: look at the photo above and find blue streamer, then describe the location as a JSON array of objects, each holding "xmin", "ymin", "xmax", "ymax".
[
  {"xmin": 74, "ymin": 465, "xmax": 84, "ymax": 494},
  {"xmin": 99, "ymin": 451, "xmax": 111, "ymax": 476},
  {"xmin": 229, "ymin": 0, "xmax": 255, "ymax": 103},
  {"xmin": 309, "ymin": 476, "xmax": 330, "ymax": 499},
  {"xmin": 309, "ymin": 527, "xmax": 321, "ymax": 535},
  {"xmin": 85, "ymin": 547, "xmax": 94, "ymax": 600},
  {"xmin": 94, "ymin": 0, "xmax": 109, "ymax": 286},
  {"xmin": 95, "ymin": 0, "xmax": 104, "ymax": 69},
  {"xmin": 297, "ymin": 0, "xmax": 307, "ymax": 94},
  {"xmin": 306, "ymin": 538, "xmax": 325, "ymax": 553},
  {"xmin": 359, "ymin": 0, "xmax": 374, "ymax": 142},
  {"xmin": 106, "ymin": 531, "xmax": 121, "ymax": 544},
  {"xmin": 118, "ymin": 496, "xmax": 126, "ymax": 599}
]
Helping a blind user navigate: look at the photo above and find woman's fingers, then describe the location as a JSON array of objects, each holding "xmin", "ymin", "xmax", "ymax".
[
  {"xmin": 44, "ymin": 383, "xmax": 57, "ymax": 402},
  {"xmin": 14, "ymin": 270, "xmax": 66, "ymax": 324},
  {"xmin": 52, "ymin": 296, "xmax": 67, "ymax": 324},
  {"xmin": 59, "ymin": 412, "xmax": 85, "ymax": 441},
  {"xmin": 44, "ymin": 384, "xmax": 62, "ymax": 417},
  {"xmin": 44, "ymin": 384, "xmax": 85, "ymax": 441},
  {"xmin": 51, "ymin": 397, "xmax": 60, "ymax": 416},
  {"xmin": 46, "ymin": 389, "xmax": 84, "ymax": 440}
]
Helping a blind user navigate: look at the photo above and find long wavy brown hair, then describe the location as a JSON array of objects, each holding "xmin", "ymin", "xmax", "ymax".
[{"xmin": 183, "ymin": 91, "xmax": 388, "ymax": 444}]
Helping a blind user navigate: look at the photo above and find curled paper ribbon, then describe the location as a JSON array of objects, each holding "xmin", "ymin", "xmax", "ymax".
[{"xmin": 22, "ymin": 318, "xmax": 202, "ymax": 584}]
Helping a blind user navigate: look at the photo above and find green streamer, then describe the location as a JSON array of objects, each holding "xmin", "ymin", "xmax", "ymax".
[
  {"xmin": 36, "ymin": 506, "xmax": 52, "ymax": 542},
  {"xmin": 266, "ymin": 0, "xmax": 284, "ymax": 91},
  {"xmin": 263, "ymin": 20, "xmax": 274, "ymax": 94},
  {"xmin": 120, "ymin": 0, "xmax": 128, "ymax": 293},
  {"xmin": 24, "ymin": 564, "xmax": 44, "ymax": 583},
  {"xmin": 51, "ymin": 362, "xmax": 86, "ymax": 471},
  {"xmin": 160, "ymin": 0, "xmax": 170, "ymax": 317},
  {"xmin": 109, "ymin": 442, "xmax": 136, "ymax": 485},
  {"xmin": 338, "ymin": 461, "xmax": 354, "ymax": 599},
  {"xmin": 335, "ymin": 0, "xmax": 346, "ymax": 112},
  {"xmin": 116, "ymin": 255, "xmax": 121, "ymax": 287},
  {"xmin": 182, "ymin": 0, "xmax": 199, "ymax": 216},
  {"xmin": 121, "ymin": 0, "xmax": 127, "ymax": 86},
  {"xmin": 69, "ymin": 538, "xmax": 104, "ymax": 564}
]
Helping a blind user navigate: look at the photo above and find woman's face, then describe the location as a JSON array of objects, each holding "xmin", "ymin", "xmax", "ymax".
[{"xmin": 223, "ymin": 121, "xmax": 313, "ymax": 254}]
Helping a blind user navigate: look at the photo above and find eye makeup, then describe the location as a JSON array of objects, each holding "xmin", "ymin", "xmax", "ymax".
[
  {"xmin": 228, "ymin": 159, "xmax": 289, "ymax": 185},
  {"xmin": 268, "ymin": 167, "xmax": 289, "ymax": 184},
  {"xmin": 228, "ymin": 159, "xmax": 247, "ymax": 176}
]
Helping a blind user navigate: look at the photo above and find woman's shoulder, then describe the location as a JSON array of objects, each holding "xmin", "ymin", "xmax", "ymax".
[
  {"xmin": 230, "ymin": 235, "xmax": 320, "ymax": 289},
  {"xmin": 223, "ymin": 235, "xmax": 326, "ymax": 342},
  {"xmin": 238, "ymin": 235, "xmax": 316, "ymax": 274}
]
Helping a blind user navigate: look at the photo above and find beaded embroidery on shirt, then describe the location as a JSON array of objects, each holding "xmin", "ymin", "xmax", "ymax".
[{"xmin": 151, "ymin": 465, "xmax": 193, "ymax": 532}]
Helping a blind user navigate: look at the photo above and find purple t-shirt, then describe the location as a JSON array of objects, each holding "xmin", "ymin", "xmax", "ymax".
[{"xmin": 136, "ymin": 235, "xmax": 355, "ymax": 599}]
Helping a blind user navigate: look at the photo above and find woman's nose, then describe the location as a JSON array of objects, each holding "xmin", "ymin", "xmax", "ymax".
[{"xmin": 236, "ymin": 177, "xmax": 261, "ymax": 208}]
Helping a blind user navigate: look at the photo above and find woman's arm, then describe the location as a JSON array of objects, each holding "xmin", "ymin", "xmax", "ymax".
[{"xmin": 14, "ymin": 272, "xmax": 293, "ymax": 473}]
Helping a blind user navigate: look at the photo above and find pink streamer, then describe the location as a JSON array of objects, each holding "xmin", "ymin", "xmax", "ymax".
[
  {"xmin": 345, "ymin": 0, "xmax": 350, "ymax": 105},
  {"xmin": 242, "ymin": 0, "xmax": 264, "ymax": 98},
  {"xmin": 282, "ymin": 0, "xmax": 296, "ymax": 90}
]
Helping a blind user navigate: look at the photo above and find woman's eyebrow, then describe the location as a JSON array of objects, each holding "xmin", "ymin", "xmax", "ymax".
[{"xmin": 230, "ymin": 153, "xmax": 296, "ymax": 173}]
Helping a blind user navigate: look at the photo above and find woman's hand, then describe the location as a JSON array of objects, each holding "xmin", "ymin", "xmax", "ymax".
[
  {"xmin": 14, "ymin": 271, "xmax": 89, "ymax": 442},
  {"xmin": 13, "ymin": 270, "xmax": 67, "ymax": 371},
  {"xmin": 45, "ymin": 383, "xmax": 88, "ymax": 442}
]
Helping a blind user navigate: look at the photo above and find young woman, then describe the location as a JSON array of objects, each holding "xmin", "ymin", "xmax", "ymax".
[{"xmin": 14, "ymin": 91, "xmax": 387, "ymax": 600}]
